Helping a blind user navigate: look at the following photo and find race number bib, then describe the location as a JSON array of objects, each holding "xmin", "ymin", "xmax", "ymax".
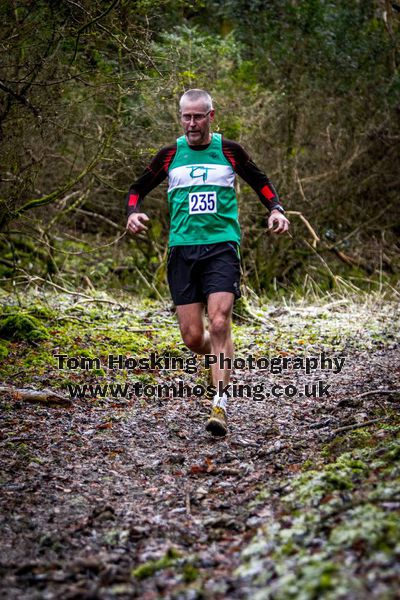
[{"xmin": 189, "ymin": 192, "xmax": 217, "ymax": 214}]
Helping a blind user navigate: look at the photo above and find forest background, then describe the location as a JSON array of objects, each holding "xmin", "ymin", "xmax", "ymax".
[{"xmin": 1, "ymin": 0, "xmax": 399, "ymax": 299}]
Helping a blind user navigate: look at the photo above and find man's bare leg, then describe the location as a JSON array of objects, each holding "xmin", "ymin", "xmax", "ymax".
[
  {"xmin": 198, "ymin": 292, "xmax": 234, "ymax": 435},
  {"xmin": 175, "ymin": 302, "xmax": 211, "ymax": 355},
  {"xmin": 175, "ymin": 294, "xmax": 234, "ymax": 385},
  {"xmin": 207, "ymin": 292, "xmax": 234, "ymax": 393},
  {"xmin": 176, "ymin": 294, "xmax": 234, "ymax": 436}
]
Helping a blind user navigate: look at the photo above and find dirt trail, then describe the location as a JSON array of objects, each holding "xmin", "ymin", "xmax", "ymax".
[{"xmin": 1, "ymin": 342, "xmax": 399, "ymax": 599}]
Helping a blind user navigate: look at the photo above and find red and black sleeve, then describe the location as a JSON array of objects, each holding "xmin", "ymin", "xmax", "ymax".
[
  {"xmin": 125, "ymin": 144, "xmax": 177, "ymax": 217},
  {"xmin": 222, "ymin": 138, "xmax": 284, "ymax": 214}
]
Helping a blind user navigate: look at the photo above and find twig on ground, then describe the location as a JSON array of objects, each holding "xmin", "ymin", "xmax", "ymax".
[
  {"xmin": 134, "ymin": 266, "xmax": 164, "ymax": 302},
  {"xmin": 331, "ymin": 417, "xmax": 393, "ymax": 435},
  {"xmin": 186, "ymin": 490, "xmax": 191, "ymax": 516},
  {"xmin": 286, "ymin": 211, "xmax": 321, "ymax": 247},
  {"xmin": 16, "ymin": 270, "xmax": 93, "ymax": 299},
  {"xmin": 351, "ymin": 389, "xmax": 400, "ymax": 399},
  {"xmin": 0, "ymin": 386, "xmax": 71, "ymax": 406}
]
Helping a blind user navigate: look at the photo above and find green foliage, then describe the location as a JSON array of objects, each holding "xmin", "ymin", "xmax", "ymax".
[
  {"xmin": 237, "ymin": 432, "xmax": 400, "ymax": 599},
  {"xmin": 0, "ymin": 0, "xmax": 399, "ymax": 296},
  {"xmin": 131, "ymin": 546, "xmax": 200, "ymax": 584},
  {"xmin": 0, "ymin": 339, "xmax": 9, "ymax": 358},
  {"xmin": 0, "ymin": 313, "xmax": 49, "ymax": 342},
  {"xmin": 285, "ymin": 453, "xmax": 369, "ymax": 506},
  {"xmin": 330, "ymin": 505, "xmax": 400, "ymax": 551},
  {"xmin": 182, "ymin": 563, "xmax": 199, "ymax": 583},
  {"xmin": 322, "ymin": 429, "xmax": 374, "ymax": 457},
  {"xmin": 132, "ymin": 547, "xmax": 181, "ymax": 579}
]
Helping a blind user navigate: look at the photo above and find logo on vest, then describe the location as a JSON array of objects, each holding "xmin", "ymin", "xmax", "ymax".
[{"xmin": 187, "ymin": 166, "xmax": 215, "ymax": 183}]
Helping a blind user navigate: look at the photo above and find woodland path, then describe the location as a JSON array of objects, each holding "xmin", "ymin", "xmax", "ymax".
[{"xmin": 0, "ymin": 295, "xmax": 399, "ymax": 599}]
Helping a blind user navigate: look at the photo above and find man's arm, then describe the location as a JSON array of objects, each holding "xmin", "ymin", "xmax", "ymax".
[
  {"xmin": 222, "ymin": 139, "xmax": 284, "ymax": 212},
  {"xmin": 125, "ymin": 144, "xmax": 177, "ymax": 233},
  {"xmin": 222, "ymin": 138, "xmax": 289, "ymax": 234}
]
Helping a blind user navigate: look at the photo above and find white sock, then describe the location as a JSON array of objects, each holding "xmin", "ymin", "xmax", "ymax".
[{"xmin": 213, "ymin": 393, "xmax": 228, "ymax": 411}]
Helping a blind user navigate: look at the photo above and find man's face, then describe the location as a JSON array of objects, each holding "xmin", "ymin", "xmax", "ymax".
[{"xmin": 180, "ymin": 99, "xmax": 215, "ymax": 146}]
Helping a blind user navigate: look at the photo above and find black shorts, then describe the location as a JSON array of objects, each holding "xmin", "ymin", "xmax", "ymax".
[{"xmin": 167, "ymin": 242, "xmax": 241, "ymax": 306}]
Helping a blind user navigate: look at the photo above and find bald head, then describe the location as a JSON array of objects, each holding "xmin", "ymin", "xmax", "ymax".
[{"xmin": 179, "ymin": 89, "xmax": 213, "ymax": 112}]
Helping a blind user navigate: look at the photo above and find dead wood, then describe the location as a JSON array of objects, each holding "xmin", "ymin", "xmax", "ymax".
[{"xmin": 0, "ymin": 386, "xmax": 71, "ymax": 406}]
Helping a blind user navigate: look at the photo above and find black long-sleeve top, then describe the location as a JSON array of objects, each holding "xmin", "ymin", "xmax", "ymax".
[{"xmin": 126, "ymin": 137, "xmax": 284, "ymax": 217}]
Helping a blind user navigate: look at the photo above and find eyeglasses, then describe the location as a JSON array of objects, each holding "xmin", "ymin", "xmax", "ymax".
[{"xmin": 180, "ymin": 110, "xmax": 211, "ymax": 123}]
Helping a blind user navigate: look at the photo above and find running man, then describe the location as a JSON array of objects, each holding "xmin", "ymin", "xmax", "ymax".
[{"xmin": 126, "ymin": 89, "xmax": 289, "ymax": 436}]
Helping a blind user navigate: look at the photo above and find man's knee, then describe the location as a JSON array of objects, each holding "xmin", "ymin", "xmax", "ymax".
[
  {"xmin": 209, "ymin": 314, "xmax": 231, "ymax": 339},
  {"xmin": 181, "ymin": 327, "xmax": 205, "ymax": 351}
]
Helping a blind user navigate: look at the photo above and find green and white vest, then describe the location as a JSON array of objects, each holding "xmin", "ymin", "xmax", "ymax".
[{"xmin": 167, "ymin": 133, "xmax": 240, "ymax": 246}]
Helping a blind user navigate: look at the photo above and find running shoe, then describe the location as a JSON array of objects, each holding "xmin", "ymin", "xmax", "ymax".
[{"xmin": 206, "ymin": 406, "xmax": 227, "ymax": 437}]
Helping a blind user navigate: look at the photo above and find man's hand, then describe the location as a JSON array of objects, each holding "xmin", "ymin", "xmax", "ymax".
[
  {"xmin": 126, "ymin": 213, "xmax": 149, "ymax": 235},
  {"xmin": 268, "ymin": 209, "xmax": 290, "ymax": 234}
]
